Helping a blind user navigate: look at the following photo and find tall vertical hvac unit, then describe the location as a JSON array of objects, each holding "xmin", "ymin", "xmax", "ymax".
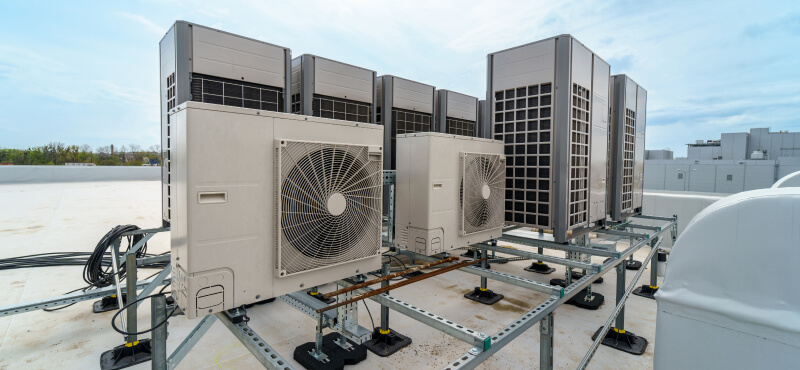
[
  {"xmin": 290, "ymin": 54, "xmax": 377, "ymax": 124},
  {"xmin": 487, "ymin": 35, "xmax": 610, "ymax": 243},
  {"xmin": 159, "ymin": 21, "xmax": 292, "ymax": 226},
  {"xmin": 395, "ymin": 133, "xmax": 505, "ymax": 255},
  {"xmin": 169, "ymin": 102, "xmax": 383, "ymax": 319},
  {"xmin": 435, "ymin": 90, "xmax": 479, "ymax": 137},
  {"xmin": 478, "ymin": 100, "xmax": 491, "ymax": 139},
  {"xmin": 375, "ymin": 75, "xmax": 436, "ymax": 170},
  {"xmin": 608, "ymin": 75, "xmax": 647, "ymax": 221}
]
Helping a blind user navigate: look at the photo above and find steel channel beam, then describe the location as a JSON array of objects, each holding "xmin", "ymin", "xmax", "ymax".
[
  {"xmin": 498, "ymin": 234, "xmax": 620, "ymax": 258},
  {"xmin": 116, "ymin": 232, "xmax": 158, "ymax": 264},
  {"xmin": 279, "ymin": 292, "xmax": 337, "ymax": 327},
  {"xmin": 631, "ymin": 214, "xmax": 676, "ymax": 222},
  {"xmin": 442, "ymin": 221, "xmax": 674, "ymax": 369},
  {"xmin": 595, "ymin": 229, "xmax": 650, "ymax": 239},
  {"xmin": 167, "ymin": 310, "xmax": 218, "ymax": 369},
  {"xmin": 337, "ymin": 280, "xmax": 489, "ymax": 349},
  {"xmin": 475, "ymin": 243, "xmax": 600, "ymax": 271},
  {"xmin": 624, "ymin": 224, "xmax": 662, "ymax": 231},
  {"xmin": 0, "ymin": 277, "xmax": 171, "ymax": 317},
  {"xmin": 137, "ymin": 263, "xmax": 171, "ymax": 307},
  {"xmin": 217, "ymin": 311, "xmax": 294, "ymax": 370},
  {"xmin": 136, "ymin": 254, "xmax": 170, "ymax": 266},
  {"xmin": 577, "ymin": 240, "xmax": 662, "ymax": 370},
  {"xmin": 405, "ymin": 252, "xmax": 562, "ymax": 296},
  {"xmin": 151, "ymin": 295, "xmax": 168, "ymax": 370}
]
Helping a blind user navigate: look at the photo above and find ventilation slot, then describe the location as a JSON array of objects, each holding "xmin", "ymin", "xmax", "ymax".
[
  {"xmin": 190, "ymin": 73, "xmax": 284, "ymax": 112},
  {"xmin": 492, "ymin": 83, "xmax": 552, "ymax": 228},
  {"xmin": 390, "ymin": 108, "xmax": 432, "ymax": 169},
  {"xmin": 568, "ymin": 83, "xmax": 591, "ymax": 228},
  {"xmin": 311, "ymin": 94, "xmax": 371, "ymax": 123},
  {"xmin": 622, "ymin": 108, "xmax": 635, "ymax": 212},
  {"xmin": 446, "ymin": 117, "xmax": 476, "ymax": 137}
]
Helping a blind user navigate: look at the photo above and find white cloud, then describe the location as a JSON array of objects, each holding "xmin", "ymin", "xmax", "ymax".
[{"xmin": 117, "ymin": 12, "xmax": 165, "ymax": 35}]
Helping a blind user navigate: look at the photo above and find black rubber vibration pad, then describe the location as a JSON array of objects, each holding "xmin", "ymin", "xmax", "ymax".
[
  {"xmin": 293, "ymin": 341, "xmax": 345, "ymax": 370},
  {"xmin": 524, "ymin": 262, "xmax": 555, "ymax": 274},
  {"xmin": 464, "ymin": 287, "xmax": 504, "ymax": 305},
  {"xmin": 308, "ymin": 291, "xmax": 336, "ymax": 304},
  {"xmin": 100, "ymin": 339, "xmax": 152, "ymax": 370},
  {"xmin": 321, "ymin": 333, "xmax": 367, "ymax": 365},
  {"xmin": 566, "ymin": 291, "xmax": 604, "ymax": 310},
  {"xmin": 591, "ymin": 326, "xmax": 648, "ymax": 355},
  {"xmin": 625, "ymin": 260, "xmax": 643, "ymax": 270},
  {"xmin": 362, "ymin": 327, "xmax": 412, "ymax": 357},
  {"xmin": 93, "ymin": 294, "xmax": 127, "ymax": 314},
  {"xmin": 632, "ymin": 285, "xmax": 659, "ymax": 300}
]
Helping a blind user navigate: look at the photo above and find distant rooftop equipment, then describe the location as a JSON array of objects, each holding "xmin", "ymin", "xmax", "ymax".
[
  {"xmin": 487, "ymin": 35, "xmax": 610, "ymax": 243},
  {"xmin": 654, "ymin": 187, "xmax": 800, "ymax": 369},
  {"xmin": 290, "ymin": 54, "xmax": 376, "ymax": 124},
  {"xmin": 751, "ymin": 150, "xmax": 766, "ymax": 160},
  {"xmin": 159, "ymin": 21, "xmax": 291, "ymax": 226},
  {"xmin": 608, "ymin": 75, "xmax": 647, "ymax": 221},
  {"xmin": 478, "ymin": 100, "xmax": 491, "ymax": 139},
  {"xmin": 376, "ymin": 75, "xmax": 435, "ymax": 170},
  {"xmin": 395, "ymin": 133, "xmax": 505, "ymax": 255},
  {"xmin": 169, "ymin": 102, "xmax": 382, "ymax": 319},
  {"xmin": 435, "ymin": 90, "xmax": 479, "ymax": 137}
]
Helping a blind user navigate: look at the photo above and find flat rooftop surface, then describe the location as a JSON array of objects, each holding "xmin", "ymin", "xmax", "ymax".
[{"xmin": 0, "ymin": 181, "xmax": 662, "ymax": 369}]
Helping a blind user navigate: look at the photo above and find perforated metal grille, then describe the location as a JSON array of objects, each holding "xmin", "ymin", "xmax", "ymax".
[
  {"xmin": 447, "ymin": 118, "xmax": 475, "ymax": 137},
  {"xmin": 492, "ymin": 83, "xmax": 553, "ymax": 228},
  {"xmin": 276, "ymin": 140, "xmax": 382, "ymax": 276},
  {"xmin": 622, "ymin": 108, "xmax": 635, "ymax": 211},
  {"xmin": 568, "ymin": 83, "xmax": 590, "ymax": 228},
  {"xmin": 164, "ymin": 73, "xmax": 176, "ymax": 221},
  {"xmin": 312, "ymin": 95, "xmax": 371, "ymax": 123},
  {"xmin": 390, "ymin": 108, "xmax": 432, "ymax": 169},
  {"xmin": 190, "ymin": 73, "xmax": 283, "ymax": 112},
  {"xmin": 461, "ymin": 153, "xmax": 505, "ymax": 235}
]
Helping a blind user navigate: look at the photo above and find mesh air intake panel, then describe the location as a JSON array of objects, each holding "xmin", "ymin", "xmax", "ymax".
[
  {"xmin": 276, "ymin": 140, "xmax": 383, "ymax": 276},
  {"xmin": 461, "ymin": 153, "xmax": 506, "ymax": 235}
]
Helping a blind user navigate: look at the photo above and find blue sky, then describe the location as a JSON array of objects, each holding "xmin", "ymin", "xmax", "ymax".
[{"xmin": 1, "ymin": 1, "xmax": 798, "ymax": 156}]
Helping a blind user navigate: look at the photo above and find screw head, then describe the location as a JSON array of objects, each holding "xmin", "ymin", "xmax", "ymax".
[
  {"xmin": 469, "ymin": 347, "xmax": 480, "ymax": 355},
  {"xmin": 479, "ymin": 333, "xmax": 487, "ymax": 338}
]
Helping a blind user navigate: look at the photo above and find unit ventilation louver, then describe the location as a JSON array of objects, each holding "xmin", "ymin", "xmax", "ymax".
[
  {"xmin": 461, "ymin": 153, "xmax": 506, "ymax": 235},
  {"xmin": 276, "ymin": 140, "xmax": 382, "ymax": 276}
]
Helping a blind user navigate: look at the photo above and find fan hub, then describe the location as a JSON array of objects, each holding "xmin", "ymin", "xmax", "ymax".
[
  {"xmin": 481, "ymin": 183, "xmax": 491, "ymax": 200},
  {"xmin": 327, "ymin": 192, "xmax": 347, "ymax": 216}
]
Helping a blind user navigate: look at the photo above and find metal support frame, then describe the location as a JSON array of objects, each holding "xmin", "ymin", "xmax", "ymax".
[
  {"xmin": 498, "ymin": 234, "xmax": 620, "ymax": 258},
  {"xmin": 442, "ymin": 216, "xmax": 676, "ymax": 369},
  {"xmin": 540, "ymin": 313, "xmax": 554, "ymax": 370},
  {"xmin": 474, "ymin": 242, "xmax": 601, "ymax": 272}
]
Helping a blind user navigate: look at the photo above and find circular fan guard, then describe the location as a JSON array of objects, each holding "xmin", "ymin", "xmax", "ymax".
[{"xmin": 462, "ymin": 154, "xmax": 505, "ymax": 233}]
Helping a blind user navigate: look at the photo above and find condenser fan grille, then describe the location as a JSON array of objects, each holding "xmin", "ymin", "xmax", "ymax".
[
  {"xmin": 277, "ymin": 140, "xmax": 382, "ymax": 276},
  {"xmin": 461, "ymin": 153, "xmax": 505, "ymax": 235}
]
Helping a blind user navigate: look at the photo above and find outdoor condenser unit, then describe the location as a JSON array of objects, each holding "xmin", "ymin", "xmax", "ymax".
[
  {"xmin": 608, "ymin": 75, "xmax": 647, "ymax": 221},
  {"xmin": 435, "ymin": 90, "xmax": 479, "ymax": 137},
  {"xmin": 375, "ymin": 75, "xmax": 436, "ymax": 170},
  {"xmin": 395, "ymin": 133, "xmax": 505, "ymax": 255},
  {"xmin": 159, "ymin": 21, "xmax": 292, "ymax": 227},
  {"xmin": 169, "ymin": 102, "xmax": 383, "ymax": 319},
  {"xmin": 290, "ymin": 54, "xmax": 377, "ymax": 124},
  {"xmin": 487, "ymin": 35, "xmax": 610, "ymax": 243}
]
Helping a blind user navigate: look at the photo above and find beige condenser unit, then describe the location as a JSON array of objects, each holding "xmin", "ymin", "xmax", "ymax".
[
  {"xmin": 395, "ymin": 133, "xmax": 505, "ymax": 255},
  {"xmin": 169, "ymin": 102, "xmax": 383, "ymax": 319}
]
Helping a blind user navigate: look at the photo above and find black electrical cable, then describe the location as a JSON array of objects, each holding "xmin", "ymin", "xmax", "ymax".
[
  {"xmin": 83, "ymin": 225, "xmax": 148, "ymax": 289},
  {"xmin": 362, "ymin": 300, "xmax": 376, "ymax": 330},
  {"xmin": 110, "ymin": 293, "xmax": 176, "ymax": 336}
]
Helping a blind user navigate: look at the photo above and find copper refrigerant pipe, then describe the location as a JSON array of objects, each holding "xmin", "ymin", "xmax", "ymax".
[
  {"xmin": 316, "ymin": 258, "xmax": 486, "ymax": 313},
  {"xmin": 321, "ymin": 256, "xmax": 460, "ymax": 299}
]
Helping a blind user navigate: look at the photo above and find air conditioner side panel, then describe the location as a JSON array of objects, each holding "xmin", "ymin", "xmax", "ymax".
[
  {"xmin": 314, "ymin": 57, "xmax": 374, "ymax": 104},
  {"xmin": 192, "ymin": 25, "xmax": 286, "ymax": 88},
  {"xmin": 589, "ymin": 56, "xmax": 610, "ymax": 223},
  {"xmin": 633, "ymin": 86, "xmax": 647, "ymax": 209}
]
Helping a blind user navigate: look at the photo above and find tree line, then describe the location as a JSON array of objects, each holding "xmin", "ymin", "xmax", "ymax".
[{"xmin": 0, "ymin": 142, "xmax": 161, "ymax": 166}]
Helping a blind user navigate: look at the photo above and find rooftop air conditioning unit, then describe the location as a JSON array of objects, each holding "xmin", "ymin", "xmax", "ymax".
[
  {"xmin": 395, "ymin": 133, "xmax": 505, "ymax": 255},
  {"xmin": 290, "ymin": 54, "xmax": 377, "ymax": 123},
  {"xmin": 487, "ymin": 35, "xmax": 610, "ymax": 243},
  {"xmin": 375, "ymin": 75, "xmax": 435, "ymax": 170},
  {"xmin": 478, "ymin": 100, "xmax": 491, "ymax": 139},
  {"xmin": 169, "ymin": 102, "xmax": 383, "ymax": 319},
  {"xmin": 159, "ymin": 21, "xmax": 292, "ymax": 227},
  {"xmin": 435, "ymin": 90, "xmax": 479, "ymax": 137},
  {"xmin": 608, "ymin": 75, "xmax": 647, "ymax": 221}
]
